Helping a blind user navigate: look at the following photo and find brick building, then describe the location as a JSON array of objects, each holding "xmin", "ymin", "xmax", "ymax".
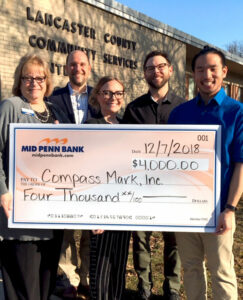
[{"xmin": 0, "ymin": 0, "xmax": 243, "ymax": 107}]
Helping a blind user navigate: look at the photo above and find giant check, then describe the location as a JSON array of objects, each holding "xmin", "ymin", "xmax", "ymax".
[{"xmin": 9, "ymin": 124, "xmax": 221, "ymax": 232}]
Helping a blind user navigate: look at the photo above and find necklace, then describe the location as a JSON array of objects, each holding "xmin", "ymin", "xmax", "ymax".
[
  {"xmin": 21, "ymin": 97, "xmax": 52, "ymax": 123},
  {"xmin": 104, "ymin": 116, "xmax": 118, "ymax": 124},
  {"xmin": 32, "ymin": 105, "xmax": 50, "ymax": 123}
]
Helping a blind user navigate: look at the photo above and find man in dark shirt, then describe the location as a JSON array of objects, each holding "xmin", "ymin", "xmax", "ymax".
[{"xmin": 123, "ymin": 51, "xmax": 185, "ymax": 300}]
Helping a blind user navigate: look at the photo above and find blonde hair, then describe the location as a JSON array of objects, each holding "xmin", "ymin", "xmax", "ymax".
[
  {"xmin": 89, "ymin": 76, "xmax": 125, "ymax": 111},
  {"xmin": 12, "ymin": 53, "xmax": 53, "ymax": 97}
]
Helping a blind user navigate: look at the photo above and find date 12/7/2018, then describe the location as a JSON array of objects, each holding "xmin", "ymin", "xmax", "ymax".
[{"xmin": 142, "ymin": 135, "xmax": 210, "ymax": 157}]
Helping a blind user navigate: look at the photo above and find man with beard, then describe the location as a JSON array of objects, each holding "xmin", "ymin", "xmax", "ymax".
[
  {"xmin": 49, "ymin": 50, "xmax": 100, "ymax": 299},
  {"xmin": 122, "ymin": 51, "xmax": 185, "ymax": 300}
]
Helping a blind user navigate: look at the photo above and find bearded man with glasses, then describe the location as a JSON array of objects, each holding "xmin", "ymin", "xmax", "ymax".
[{"xmin": 122, "ymin": 50, "xmax": 185, "ymax": 300}]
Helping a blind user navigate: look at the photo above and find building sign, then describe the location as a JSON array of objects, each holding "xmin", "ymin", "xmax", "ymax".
[{"xmin": 26, "ymin": 7, "xmax": 138, "ymax": 75}]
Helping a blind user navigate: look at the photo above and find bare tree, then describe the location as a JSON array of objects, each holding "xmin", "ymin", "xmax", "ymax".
[{"xmin": 225, "ymin": 40, "xmax": 243, "ymax": 57}]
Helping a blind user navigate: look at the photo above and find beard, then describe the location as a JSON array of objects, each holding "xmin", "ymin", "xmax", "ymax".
[
  {"xmin": 147, "ymin": 75, "xmax": 169, "ymax": 90},
  {"xmin": 70, "ymin": 73, "xmax": 86, "ymax": 87}
]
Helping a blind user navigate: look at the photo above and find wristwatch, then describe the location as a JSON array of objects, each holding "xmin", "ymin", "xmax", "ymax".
[{"xmin": 225, "ymin": 204, "xmax": 237, "ymax": 212}]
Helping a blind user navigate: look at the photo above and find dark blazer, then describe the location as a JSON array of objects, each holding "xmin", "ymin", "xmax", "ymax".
[{"xmin": 48, "ymin": 84, "xmax": 100, "ymax": 124}]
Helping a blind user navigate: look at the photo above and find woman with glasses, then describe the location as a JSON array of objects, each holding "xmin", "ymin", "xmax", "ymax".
[
  {"xmin": 0, "ymin": 53, "xmax": 68, "ymax": 300},
  {"xmin": 86, "ymin": 76, "xmax": 131, "ymax": 300},
  {"xmin": 87, "ymin": 76, "xmax": 124, "ymax": 124}
]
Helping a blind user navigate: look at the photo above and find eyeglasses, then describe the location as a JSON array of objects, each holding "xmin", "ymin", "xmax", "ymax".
[
  {"xmin": 21, "ymin": 76, "xmax": 46, "ymax": 84},
  {"xmin": 145, "ymin": 63, "xmax": 170, "ymax": 73},
  {"xmin": 100, "ymin": 90, "xmax": 124, "ymax": 99}
]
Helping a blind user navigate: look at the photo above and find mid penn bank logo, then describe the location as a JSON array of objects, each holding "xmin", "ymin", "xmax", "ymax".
[{"xmin": 21, "ymin": 137, "xmax": 84, "ymax": 153}]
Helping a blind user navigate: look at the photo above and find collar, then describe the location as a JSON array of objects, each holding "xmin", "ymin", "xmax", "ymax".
[
  {"xmin": 68, "ymin": 82, "xmax": 88, "ymax": 96},
  {"xmin": 149, "ymin": 91, "xmax": 171, "ymax": 104},
  {"xmin": 196, "ymin": 87, "xmax": 226, "ymax": 106}
]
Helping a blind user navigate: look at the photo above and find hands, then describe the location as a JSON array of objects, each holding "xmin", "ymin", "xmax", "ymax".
[
  {"xmin": 0, "ymin": 192, "xmax": 13, "ymax": 218},
  {"xmin": 92, "ymin": 229, "xmax": 104, "ymax": 235},
  {"xmin": 215, "ymin": 210, "xmax": 234, "ymax": 235}
]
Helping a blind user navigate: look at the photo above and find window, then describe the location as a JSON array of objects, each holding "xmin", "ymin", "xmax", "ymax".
[
  {"xmin": 224, "ymin": 84, "xmax": 231, "ymax": 96},
  {"xmin": 186, "ymin": 73, "xmax": 196, "ymax": 100},
  {"xmin": 239, "ymin": 87, "xmax": 243, "ymax": 103},
  {"xmin": 188, "ymin": 77, "xmax": 195, "ymax": 100}
]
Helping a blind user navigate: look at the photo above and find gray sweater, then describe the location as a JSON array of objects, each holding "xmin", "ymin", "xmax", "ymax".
[{"xmin": 0, "ymin": 96, "xmax": 67, "ymax": 241}]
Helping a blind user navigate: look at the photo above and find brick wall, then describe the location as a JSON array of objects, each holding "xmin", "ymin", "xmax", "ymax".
[{"xmin": 0, "ymin": 0, "xmax": 186, "ymax": 107}]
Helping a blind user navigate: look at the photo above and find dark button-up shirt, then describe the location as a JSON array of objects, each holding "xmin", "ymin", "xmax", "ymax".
[{"xmin": 122, "ymin": 91, "xmax": 185, "ymax": 124}]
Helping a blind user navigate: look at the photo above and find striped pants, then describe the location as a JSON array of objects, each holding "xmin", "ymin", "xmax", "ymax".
[{"xmin": 90, "ymin": 230, "xmax": 131, "ymax": 300}]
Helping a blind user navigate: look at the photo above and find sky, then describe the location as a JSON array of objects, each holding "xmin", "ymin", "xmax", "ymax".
[{"xmin": 116, "ymin": 0, "xmax": 243, "ymax": 51}]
